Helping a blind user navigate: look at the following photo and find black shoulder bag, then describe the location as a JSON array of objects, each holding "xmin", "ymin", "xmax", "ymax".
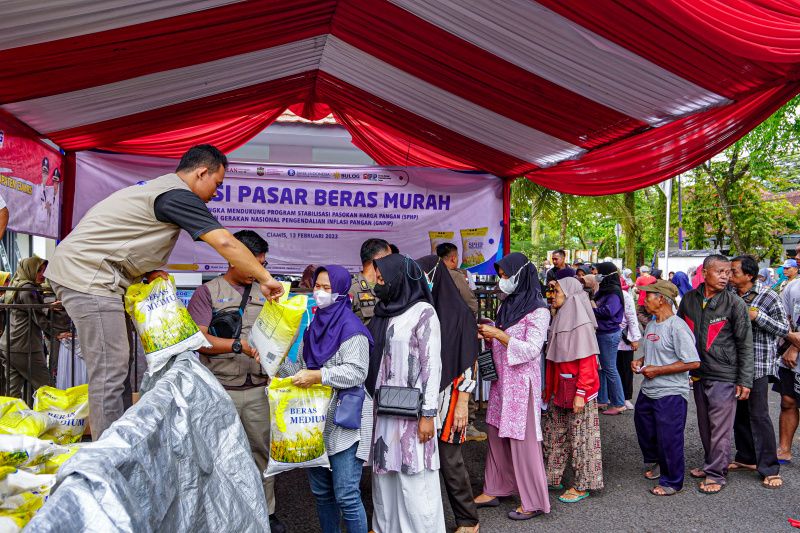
[{"xmin": 208, "ymin": 284, "xmax": 253, "ymax": 339}]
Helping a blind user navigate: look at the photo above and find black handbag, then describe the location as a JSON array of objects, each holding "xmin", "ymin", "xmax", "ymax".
[
  {"xmin": 477, "ymin": 349, "xmax": 498, "ymax": 381},
  {"xmin": 208, "ymin": 284, "xmax": 252, "ymax": 339},
  {"xmin": 375, "ymin": 386, "xmax": 423, "ymax": 419}
]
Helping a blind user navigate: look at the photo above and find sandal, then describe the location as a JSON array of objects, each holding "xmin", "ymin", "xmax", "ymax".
[
  {"xmin": 507, "ymin": 509, "xmax": 543, "ymax": 521},
  {"xmin": 455, "ymin": 526, "xmax": 480, "ymax": 533},
  {"xmin": 644, "ymin": 463, "xmax": 660, "ymax": 480},
  {"xmin": 698, "ymin": 480, "xmax": 725, "ymax": 495},
  {"xmin": 650, "ymin": 485, "xmax": 678, "ymax": 496},
  {"xmin": 728, "ymin": 461, "xmax": 756, "ymax": 472},
  {"xmin": 762, "ymin": 475, "xmax": 783, "ymax": 490},
  {"xmin": 558, "ymin": 488, "xmax": 589, "ymax": 503},
  {"xmin": 548, "ymin": 483, "xmax": 564, "ymax": 491},
  {"xmin": 689, "ymin": 467, "xmax": 706, "ymax": 479},
  {"xmin": 474, "ymin": 496, "xmax": 500, "ymax": 508}
]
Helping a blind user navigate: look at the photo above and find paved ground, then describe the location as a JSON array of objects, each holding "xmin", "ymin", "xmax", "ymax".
[{"xmin": 273, "ymin": 375, "xmax": 800, "ymax": 532}]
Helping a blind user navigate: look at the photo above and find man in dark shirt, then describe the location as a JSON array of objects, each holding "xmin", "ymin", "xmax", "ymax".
[{"xmin": 546, "ymin": 249, "xmax": 569, "ymax": 284}]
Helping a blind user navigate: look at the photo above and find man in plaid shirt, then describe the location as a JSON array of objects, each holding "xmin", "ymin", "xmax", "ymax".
[{"xmin": 729, "ymin": 255, "xmax": 789, "ymax": 489}]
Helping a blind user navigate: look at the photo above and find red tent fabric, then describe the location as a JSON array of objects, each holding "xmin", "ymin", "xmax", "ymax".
[{"xmin": 1, "ymin": 0, "xmax": 799, "ymax": 194}]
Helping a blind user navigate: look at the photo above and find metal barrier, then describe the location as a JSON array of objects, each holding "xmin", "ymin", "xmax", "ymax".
[{"xmin": 0, "ymin": 286, "xmax": 145, "ymax": 405}]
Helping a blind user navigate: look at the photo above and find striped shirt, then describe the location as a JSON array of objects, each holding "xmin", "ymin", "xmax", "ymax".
[{"xmin": 288, "ymin": 335, "xmax": 373, "ymax": 461}]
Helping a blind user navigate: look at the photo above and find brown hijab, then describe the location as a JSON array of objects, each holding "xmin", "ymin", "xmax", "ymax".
[{"xmin": 546, "ymin": 277, "xmax": 599, "ymax": 363}]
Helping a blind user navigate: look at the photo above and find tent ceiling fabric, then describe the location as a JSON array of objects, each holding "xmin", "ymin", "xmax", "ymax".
[{"xmin": 1, "ymin": 0, "xmax": 799, "ymax": 194}]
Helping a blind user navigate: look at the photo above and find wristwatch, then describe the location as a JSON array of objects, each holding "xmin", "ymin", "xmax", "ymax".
[{"xmin": 231, "ymin": 339, "xmax": 243, "ymax": 354}]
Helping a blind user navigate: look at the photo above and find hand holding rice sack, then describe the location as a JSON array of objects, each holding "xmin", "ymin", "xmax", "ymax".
[
  {"xmin": 249, "ymin": 289, "xmax": 308, "ymax": 377},
  {"xmin": 289, "ymin": 265, "xmax": 374, "ymax": 533},
  {"xmin": 124, "ymin": 275, "xmax": 210, "ymax": 373}
]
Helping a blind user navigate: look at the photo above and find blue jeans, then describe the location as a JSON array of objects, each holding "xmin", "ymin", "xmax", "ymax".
[
  {"xmin": 307, "ymin": 443, "xmax": 368, "ymax": 533},
  {"xmin": 597, "ymin": 330, "xmax": 625, "ymax": 407}
]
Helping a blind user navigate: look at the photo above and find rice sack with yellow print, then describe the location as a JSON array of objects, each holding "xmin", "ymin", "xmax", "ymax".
[
  {"xmin": 33, "ymin": 385, "xmax": 89, "ymax": 445},
  {"xmin": 125, "ymin": 276, "xmax": 210, "ymax": 373},
  {"xmin": 266, "ymin": 377, "xmax": 332, "ymax": 476},
  {"xmin": 250, "ymin": 286, "xmax": 307, "ymax": 377}
]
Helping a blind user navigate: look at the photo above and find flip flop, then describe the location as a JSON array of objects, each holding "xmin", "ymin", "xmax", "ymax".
[
  {"xmin": 650, "ymin": 485, "xmax": 678, "ymax": 496},
  {"xmin": 698, "ymin": 480, "xmax": 725, "ymax": 495},
  {"xmin": 762, "ymin": 475, "xmax": 783, "ymax": 490},
  {"xmin": 548, "ymin": 483, "xmax": 564, "ymax": 491},
  {"xmin": 689, "ymin": 467, "xmax": 707, "ymax": 479},
  {"xmin": 558, "ymin": 489, "xmax": 589, "ymax": 503},
  {"xmin": 778, "ymin": 458, "xmax": 792, "ymax": 465},
  {"xmin": 728, "ymin": 461, "xmax": 756, "ymax": 472},
  {"xmin": 644, "ymin": 463, "xmax": 660, "ymax": 480}
]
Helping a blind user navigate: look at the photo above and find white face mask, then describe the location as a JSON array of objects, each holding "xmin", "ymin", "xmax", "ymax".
[
  {"xmin": 314, "ymin": 290, "xmax": 339, "ymax": 309},
  {"xmin": 498, "ymin": 277, "xmax": 517, "ymax": 294},
  {"xmin": 498, "ymin": 262, "xmax": 529, "ymax": 294}
]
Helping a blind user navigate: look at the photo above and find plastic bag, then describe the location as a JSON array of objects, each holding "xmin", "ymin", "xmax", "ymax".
[
  {"xmin": 42, "ymin": 444, "xmax": 80, "ymax": 475},
  {"xmin": 0, "ymin": 491, "xmax": 46, "ymax": 533},
  {"xmin": 33, "ymin": 385, "xmax": 90, "ymax": 444},
  {"xmin": 124, "ymin": 276, "xmax": 210, "ymax": 373},
  {"xmin": 460, "ymin": 227, "xmax": 489, "ymax": 268},
  {"xmin": 0, "ymin": 399, "xmax": 26, "ymax": 421},
  {"xmin": 0, "ymin": 435, "xmax": 67, "ymax": 471},
  {"xmin": 0, "ymin": 469, "xmax": 54, "ymax": 498},
  {"xmin": 249, "ymin": 295, "xmax": 308, "ymax": 377},
  {"xmin": 0, "ymin": 411, "xmax": 54, "ymax": 439},
  {"xmin": 266, "ymin": 377, "xmax": 331, "ymax": 476}
]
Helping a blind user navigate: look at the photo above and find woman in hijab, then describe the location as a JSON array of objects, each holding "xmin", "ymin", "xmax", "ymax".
[
  {"xmin": 593, "ymin": 262, "xmax": 626, "ymax": 415},
  {"xmin": 671, "ymin": 271, "xmax": 693, "ymax": 301},
  {"xmin": 1, "ymin": 257, "xmax": 59, "ymax": 398},
  {"xmin": 543, "ymin": 276, "xmax": 603, "ymax": 503},
  {"xmin": 616, "ymin": 275, "xmax": 642, "ymax": 410},
  {"xmin": 365, "ymin": 254, "xmax": 444, "ymax": 533},
  {"xmin": 289, "ymin": 265, "xmax": 373, "ymax": 533},
  {"xmin": 417, "ymin": 255, "xmax": 480, "ymax": 533},
  {"xmin": 473, "ymin": 253, "xmax": 550, "ymax": 521}
]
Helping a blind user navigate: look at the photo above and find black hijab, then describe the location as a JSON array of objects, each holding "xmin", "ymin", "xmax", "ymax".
[
  {"xmin": 417, "ymin": 255, "xmax": 479, "ymax": 392},
  {"xmin": 494, "ymin": 252, "xmax": 547, "ymax": 330},
  {"xmin": 365, "ymin": 254, "xmax": 433, "ymax": 396},
  {"xmin": 595, "ymin": 261, "xmax": 624, "ymax": 306}
]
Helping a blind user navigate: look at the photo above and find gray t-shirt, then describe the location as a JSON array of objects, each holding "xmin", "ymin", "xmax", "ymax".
[{"xmin": 640, "ymin": 315, "xmax": 700, "ymax": 400}]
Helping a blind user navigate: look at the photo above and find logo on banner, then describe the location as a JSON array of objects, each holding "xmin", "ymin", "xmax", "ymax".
[
  {"xmin": 228, "ymin": 167, "xmax": 247, "ymax": 175},
  {"xmin": 332, "ymin": 171, "xmax": 360, "ymax": 180},
  {"xmin": 287, "ymin": 169, "xmax": 296, "ymax": 176},
  {"xmin": 0, "ymin": 131, "xmax": 4, "ymax": 149},
  {"xmin": 257, "ymin": 167, "xmax": 265, "ymax": 176}
]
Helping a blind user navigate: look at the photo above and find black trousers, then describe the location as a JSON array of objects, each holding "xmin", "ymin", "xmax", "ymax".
[
  {"xmin": 733, "ymin": 376, "xmax": 780, "ymax": 477},
  {"xmin": 439, "ymin": 440, "xmax": 479, "ymax": 527},
  {"xmin": 616, "ymin": 350, "xmax": 634, "ymax": 401}
]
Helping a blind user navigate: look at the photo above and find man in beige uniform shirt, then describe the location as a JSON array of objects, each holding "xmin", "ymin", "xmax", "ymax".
[
  {"xmin": 349, "ymin": 238, "xmax": 392, "ymax": 325},
  {"xmin": 46, "ymin": 145, "xmax": 284, "ymax": 440}
]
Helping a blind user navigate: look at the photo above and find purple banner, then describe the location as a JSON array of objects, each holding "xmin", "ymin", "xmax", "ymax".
[{"xmin": 74, "ymin": 152, "xmax": 503, "ymax": 274}]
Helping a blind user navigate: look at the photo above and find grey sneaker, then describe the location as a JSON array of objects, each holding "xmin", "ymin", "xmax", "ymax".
[
  {"xmin": 625, "ymin": 400, "xmax": 635, "ymax": 410},
  {"xmin": 465, "ymin": 425, "xmax": 487, "ymax": 442}
]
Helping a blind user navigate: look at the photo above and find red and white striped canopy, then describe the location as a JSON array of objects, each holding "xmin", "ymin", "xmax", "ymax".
[{"xmin": 2, "ymin": 0, "xmax": 800, "ymax": 194}]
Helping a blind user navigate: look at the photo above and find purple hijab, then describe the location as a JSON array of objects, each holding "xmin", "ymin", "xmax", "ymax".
[{"xmin": 302, "ymin": 265, "xmax": 373, "ymax": 370}]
